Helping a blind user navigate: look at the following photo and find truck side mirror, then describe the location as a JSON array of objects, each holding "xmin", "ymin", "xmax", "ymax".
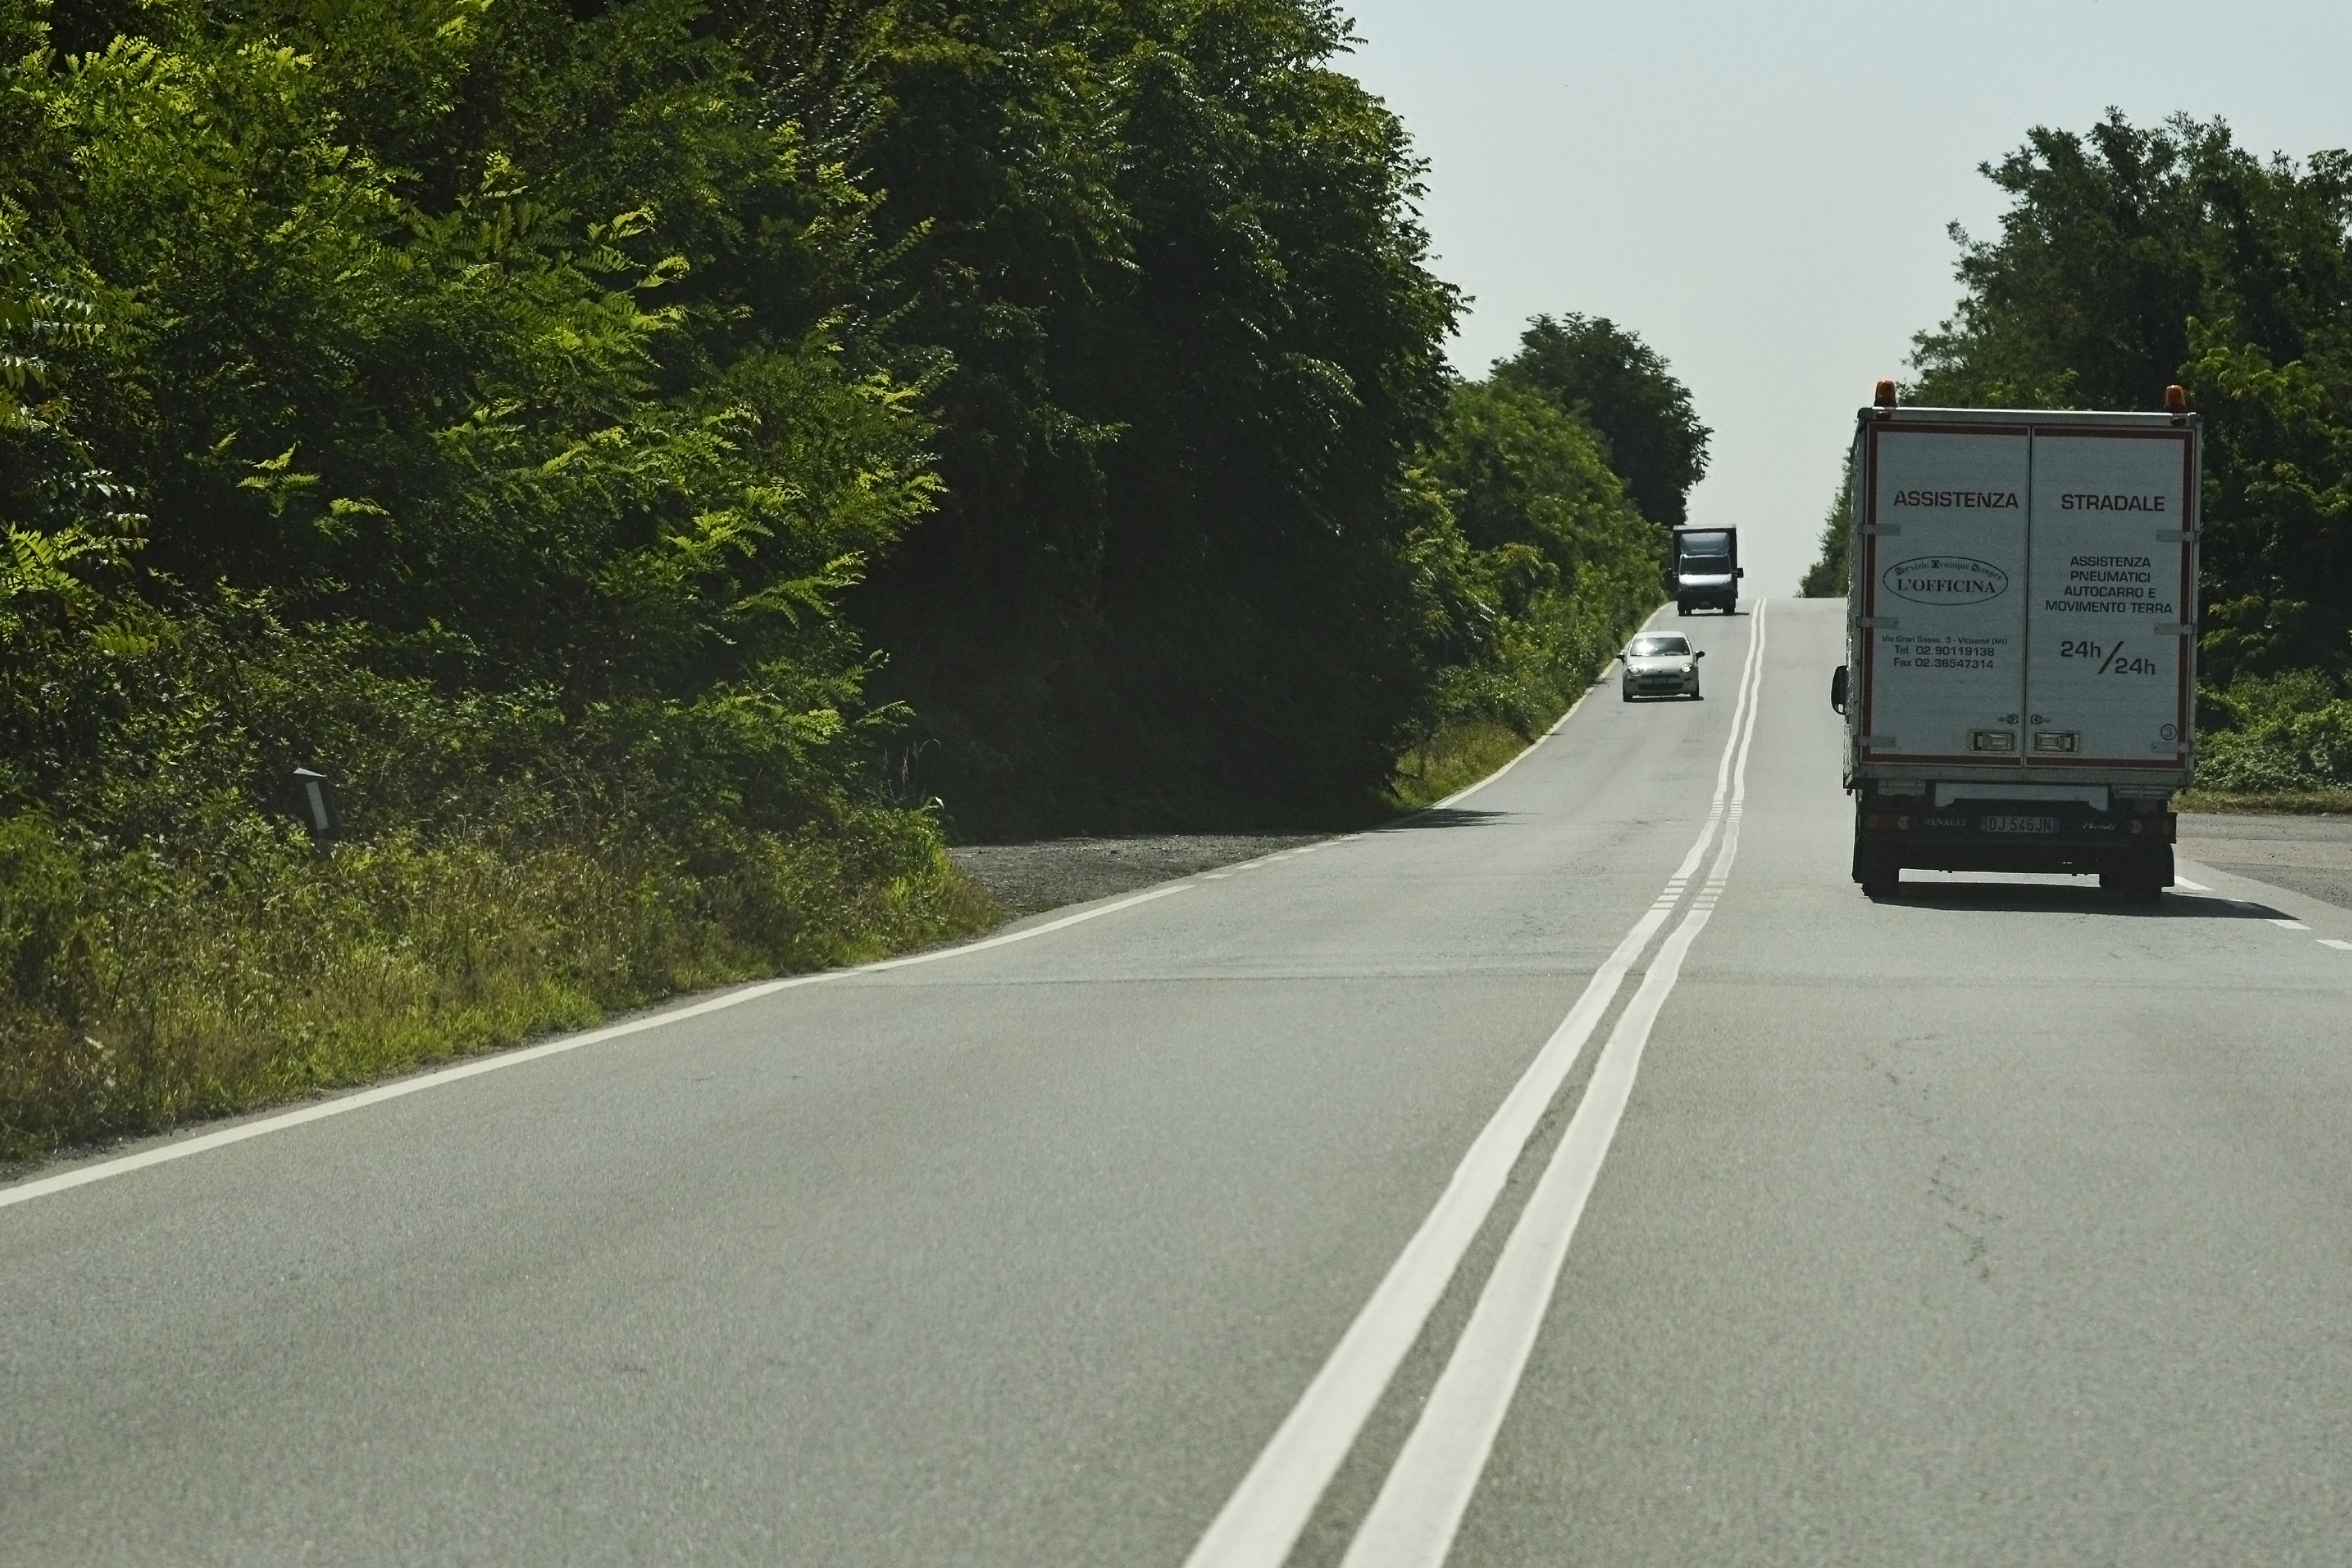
[
  {"xmin": 1735, "ymin": 567, "xmax": 1745, "ymax": 578},
  {"xmin": 1830, "ymin": 665, "xmax": 1848, "ymax": 714}
]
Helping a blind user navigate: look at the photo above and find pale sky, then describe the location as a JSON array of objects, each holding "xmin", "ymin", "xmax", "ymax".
[{"xmin": 1339, "ymin": 1, "xmax": 2352, "ymax": 595}]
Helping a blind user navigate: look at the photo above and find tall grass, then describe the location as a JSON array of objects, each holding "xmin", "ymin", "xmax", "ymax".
[
  {"xmin": 2176, "ymin": 789, "xmax": 2352, "ymax": 815},
  {"xmin": 1386, "ymin": 721, "xmax": 1536, "ymax": 810},
  {"xmin": 0, "ymin": 812, "xmax": 993, "ymax": 1160}
]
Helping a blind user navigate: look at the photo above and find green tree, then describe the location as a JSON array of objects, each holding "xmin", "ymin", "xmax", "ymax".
[
  {"xmin": 1491, "ymin": 314, "xmax": 1710, "ymax": 526},
  {"xmin": 1400, "ymin": 374, "xmax": 1666, "ymax": 743},
  {"xmin": 1910, "ymin": 112, "xmax": 2352, "ymax": 415},
  {"xmin": 824, "ymin": 0, "xmax": 1462, "ymax": 833},
  {"xmin": 1797, "ymin": 451, "xmax": 1852, "ymax": 598},
  {"xmin": 0, "ymin": 0, "xmax": 1001, "ymax": 1151},
  {"xmin": 3, "ymin": 0, "xmax": 941, "ymax": 812},
  {"xmin": 1905, "ymin": 110, "xmax": 2352, "ymax": 683},
  {"xmin": 1426, "ymin": 380, "xmax": 1658, "ymax": 586}
]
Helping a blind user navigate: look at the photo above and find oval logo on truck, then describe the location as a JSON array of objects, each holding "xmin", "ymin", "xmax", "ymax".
[{"xmin": 1882, "ymin": 555, "xmax": 2009, "ymax": 605}]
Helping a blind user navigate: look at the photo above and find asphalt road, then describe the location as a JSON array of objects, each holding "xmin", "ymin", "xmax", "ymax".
[
  {"xmin": 2177, "ymin": 810, "xmax": 2352, "ymax": 913},
  {"xmin": 7, "ymin": 598, "xmax": 2351, "ymax": 1566}
]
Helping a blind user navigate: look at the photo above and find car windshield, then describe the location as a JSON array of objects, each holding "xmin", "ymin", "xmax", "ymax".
[{"xmin": 1628, "ymin": 636, "xmax": 1689, "ymax": 657}]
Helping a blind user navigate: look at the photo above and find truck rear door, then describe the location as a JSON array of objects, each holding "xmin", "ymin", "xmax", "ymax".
[
  {"xmin": 2021, "ymin": 429, "xmax": 2197, "ymax": 769},
  {"xmin": 1860, "ymin": 423, "xmax": 2032, "ymax": 764}
]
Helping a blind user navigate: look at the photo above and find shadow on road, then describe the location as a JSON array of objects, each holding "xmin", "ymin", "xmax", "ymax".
[
  {"xmin": 1873, "ymin": 882, "xmax": 2299, "ymax": 920},
  {"xmin": 1382, "ymin": 807, "xmax": 1513, "ymax": 832}
]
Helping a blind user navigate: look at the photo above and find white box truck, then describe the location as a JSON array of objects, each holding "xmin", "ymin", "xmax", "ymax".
[{"xmin": 1831, "ymin": 381, "xmax": 2199, "ymax": 903}]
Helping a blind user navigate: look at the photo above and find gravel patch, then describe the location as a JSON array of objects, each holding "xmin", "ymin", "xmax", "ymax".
[
  {"xmin": 2179, "ymin": 811, "xmax": 2352, "ymax": 911},
  {"xmin": 948, "ymin": 834, "xmax": 1327, "ymax": 916}
]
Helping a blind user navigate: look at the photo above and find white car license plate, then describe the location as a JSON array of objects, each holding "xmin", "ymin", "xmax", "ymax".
[{"xmin": 1981, "ymin": 814, "xmax": 2059, "ymax": 834}]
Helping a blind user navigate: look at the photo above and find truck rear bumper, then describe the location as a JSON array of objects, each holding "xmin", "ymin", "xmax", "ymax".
[
  {"xmin": 1853, "ymin": 804, "xmax": 2175, "ymax": 880},
  {"xmin": 1855, "ymin": 833, "xmax": 2170, "ymax": 878}
]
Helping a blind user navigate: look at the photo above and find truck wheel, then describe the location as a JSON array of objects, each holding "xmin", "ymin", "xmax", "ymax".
[
  {"xmin": 2102, "ymin": 856, "xmax": 2168, "ymax": 906},
  {"xmin": 1854, "ymin": 839, "xmax": 1899, "ymax": 900}
]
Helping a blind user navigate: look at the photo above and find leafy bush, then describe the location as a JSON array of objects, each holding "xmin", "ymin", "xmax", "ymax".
[
  {"xmin": 1406, "ymin": 359, "xmax": 1671, "ymax": 749},
  {"xmin": 2194, "ymin": 671, "xmax": 2352, "ymax": 792},
  {"xmin": 0, "ymin": 0, "xmax": 992, "ymax": 1155}
]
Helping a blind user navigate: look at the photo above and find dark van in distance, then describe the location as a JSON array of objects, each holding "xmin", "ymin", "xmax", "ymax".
[{"xmin": 1673, "ymin": 526, "xmax": 1741, "ymax": 614}]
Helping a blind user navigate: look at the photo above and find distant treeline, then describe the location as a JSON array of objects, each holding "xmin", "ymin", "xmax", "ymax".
[
  {"xmin": 0, "ymin": 0, "xmax": 1697, "ymax": 1151},
  {"xmin": 1801, "ymin": 110, "xmax": 2352, "ymax": 795}
]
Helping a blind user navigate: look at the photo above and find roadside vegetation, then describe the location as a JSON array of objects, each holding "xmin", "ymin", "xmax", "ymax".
[
  {"xmin": 1394, "ymin": 316, "xmax": 1700, "ymax": 802},
  {"xmin": 1800, "ymin": 111, "xmax": 2352, "ymax": 806},
  {"xmin": 0, "ymin": 1, "xmax": 1696, "ymax": 1157},
  {"xmin": 1796, "ymin": 454, "xmax": 1852, "ymax": 600},
  {"xmin": 1386, "ymin": 722, "xmax": 1529, "ymax": 812},
  {"xmin": 0, "ymin": 0, "xmax": 998, "ymax": 1156}
]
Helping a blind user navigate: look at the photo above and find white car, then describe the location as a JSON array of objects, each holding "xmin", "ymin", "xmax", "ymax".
[{"xmin": 1618, "ymin": 633, "xmax": 1704, "ymax": 701}]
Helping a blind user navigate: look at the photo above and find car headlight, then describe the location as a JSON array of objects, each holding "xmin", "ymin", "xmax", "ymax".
[{"xmin": 1680, "ymin": 662, "xmax": 1695, "ymax": 674}]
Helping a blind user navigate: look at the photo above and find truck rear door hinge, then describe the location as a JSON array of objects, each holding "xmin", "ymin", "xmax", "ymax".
[
  {"xmin": 1864, "ymin": 525, "xmax": 1901, "ymax": 537},
  {"xmin": 1859, "ymin": 734, "xmax": 1899, "ymax": 748},
  {"xmin": 2153, "ymin": 623, "xmax": 2197, "ymax": 636},
  {"xmin": 2154, "ymin": 530, "xmax": 2196, "ymax": 542},
  {"xmin": 1860, "ymin": 616, "xmax": 1899, "ymax": 629}
]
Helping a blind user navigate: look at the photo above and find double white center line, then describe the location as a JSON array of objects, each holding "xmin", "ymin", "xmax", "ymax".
[{"xmin": 1186, "ymin": 602, "xmax": 1771, "ymax": 1568}]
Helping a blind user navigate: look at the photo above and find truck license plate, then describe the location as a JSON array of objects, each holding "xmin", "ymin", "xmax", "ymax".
[{"xmin": 1981, "ymin": 814, "xmax": 2059, "ymax": 834}]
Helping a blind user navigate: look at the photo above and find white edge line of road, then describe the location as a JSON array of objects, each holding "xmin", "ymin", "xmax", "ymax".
[
  {"xmin": 1337, "ymin": 600, "xmax": 1769, "ymax": 1568},
  {"xmin": 1181, "ymin": 601, "xmax": 1768, "ymax": 1568},
  {"xmin": 0, "ymin": 882, "xmax": 1195, "ymax": 1213},
  {"xmin": 2177, "ymin": 859, "xmax": 2352, "ymax": 946}
]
